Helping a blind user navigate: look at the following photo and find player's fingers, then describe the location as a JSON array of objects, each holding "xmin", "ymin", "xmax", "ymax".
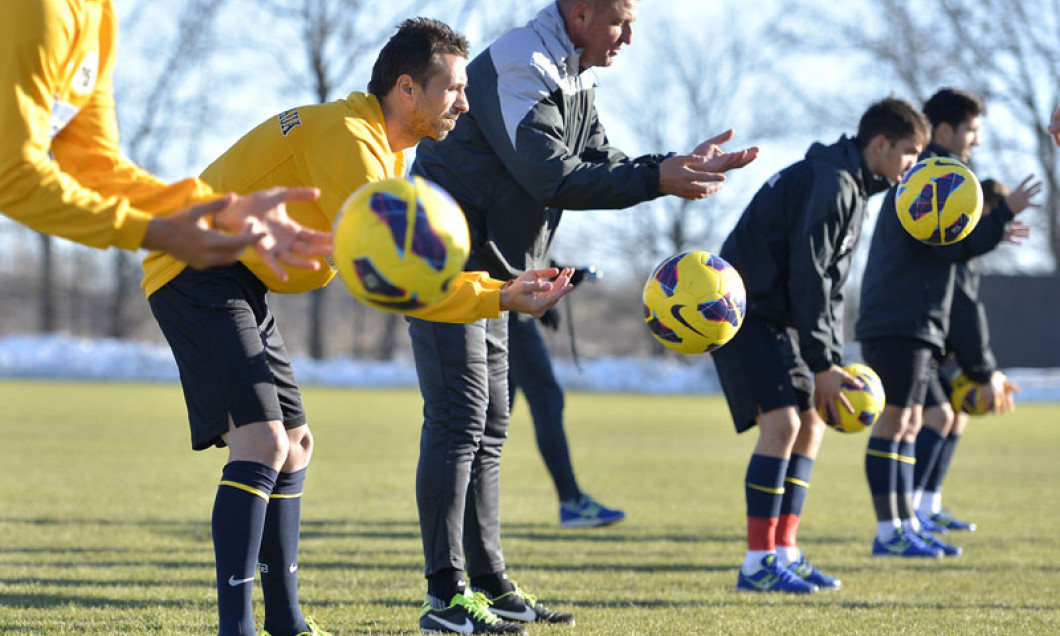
[
  {"xmin": 187, "ymin": 194, "xmax": 237, "ymax": 220},
  {"xmin": 295, "ymin": 230, "xmax": 334, "ymax": 254},
  {"xmin": 705, "ymin": 129, "xmax": 735, "ymax": 146},
  {"xmin": 839, "ymin": 392, "xmax": 855, "ymax": 414},
  {"xmin": 682, "ymin": 163, "xmax": 727, "ymax": 182},
  {"xmin": 277, "ymin": 251, "xmax": 323, "ymax": 271},
  {"xmin": 255, "ymin": 186, "xmax": 320, "ymax": 205},
  {"xmin": 528, "ymin": 267, "xmax": 561, "ymax": 280},
  {"xmin": 254, "ymin": 245, "xmax": 289, "ymax": 282}
]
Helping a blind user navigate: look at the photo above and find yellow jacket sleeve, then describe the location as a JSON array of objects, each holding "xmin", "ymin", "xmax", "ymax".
[
  {"xmin": 0, "ymin": 0, "xmax": 214, "ymax": 251},
  {"xmin": 405, "ymin": 271, "xmax": 505, "ymax": 323}
]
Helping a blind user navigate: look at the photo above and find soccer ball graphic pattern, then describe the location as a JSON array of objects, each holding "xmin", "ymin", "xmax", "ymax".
[
  {"xmin": 641, "ymin": 250, "xmax": 746, "ymax": 354},
  {"xmin": 819, "ymin": 363, "xmax": 885, "ymax": 433},
  {"xmin": 333, "ymin": 176, "xmax": 470, "ymax": 313},
  {"xmin": 950, "ymin": 373, "xmax": 993, "ymax": 415},
  {"xmin": 895, "ymin": 156, "xmax": 983, "ymax": 245}
]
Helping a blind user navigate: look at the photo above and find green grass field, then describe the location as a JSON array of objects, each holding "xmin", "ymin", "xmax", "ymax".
[{"xmin": 2, "ymin": 381, "xmax": 1058, "ymax": 634}]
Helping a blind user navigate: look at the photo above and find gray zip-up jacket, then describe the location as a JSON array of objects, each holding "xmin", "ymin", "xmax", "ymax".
[
  {"xmin": 719, "ymin": 136, "xmax": 890, "ymax": 373},
  {"xmin": 411, "ymin": 2, "xmax": 668, "ymax": 280}
]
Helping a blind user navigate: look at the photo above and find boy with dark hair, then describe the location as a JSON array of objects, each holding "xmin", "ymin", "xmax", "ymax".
[
  {"xmin": 712, "ymin": 96, "xmax": 930, "ymax": 593},
  {"xmin": 856, "ymin": 88, "xmax": 1035, "ymax": 559},
  {"xmin": 145, "ymin": 19, "xmax": 572, "ymax": 636}
]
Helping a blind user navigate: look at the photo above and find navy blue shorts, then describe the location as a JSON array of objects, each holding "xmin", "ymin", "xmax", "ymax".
[
  {"xmin": 711, "ymin": 319, "xmax": 814, "ymax": 434},
  {"xmin": 923, "ymin": 359, "xmax": 955, "ymax": 409},
  {"xmin": 149, "ymin": 263, "xmax": 307, "ymax": 451},
  {"xmin": 860, "ymin": 337, "xmax": 941, "ymax": 409}
]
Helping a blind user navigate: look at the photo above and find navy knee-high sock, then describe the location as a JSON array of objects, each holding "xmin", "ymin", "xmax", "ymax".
[
  {"xmin": 865, "ymin": 438, "xmax": 899, "ymax": 528},
  {"xmin": 896, "ymin": 441, "xmax": 916, "ymax": 523},
  {"xmin": 214, "ymin": 461, "xmax": 277, "ymax": 636},
  {"xmin": 926, "ymin": 432, "xmax": 962, "ymax": 494},
  {"xmin": 914, "ymin": 427, "xmax": 946, "ymax": 493},
  {"xmin": 260, "ymin": 468, "xmax": 308, "ymax": 636}
]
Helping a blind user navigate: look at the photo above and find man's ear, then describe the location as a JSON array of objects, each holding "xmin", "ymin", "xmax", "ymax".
[
  {"xmin": 396, "ymin": 74, "xmax": 416, "ymax": 99},
  {"xmin": 934, "ymin": 121, "xmax": 954, "ymax": 145},
  {"xmin": 569, "ymin": 1, "xmax": 593, "ymax": 36}
]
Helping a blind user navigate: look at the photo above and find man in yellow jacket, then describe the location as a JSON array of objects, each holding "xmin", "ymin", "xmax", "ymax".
[
  {"xmin": 1, "ymin": 0, "xmax": 330, "ymax": 279},
  {"xmin": 146, "ymin": 18, "xmax": 571, "ymax": 636}
]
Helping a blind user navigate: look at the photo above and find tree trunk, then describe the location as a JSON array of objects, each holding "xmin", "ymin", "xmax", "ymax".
[
  {"xmin": 309, "ymin": 288, "xmax": 326, "ymax": 359},
  {"xmin": 38, "ymin": 233, "xmax": 56, "ymax": 333}
]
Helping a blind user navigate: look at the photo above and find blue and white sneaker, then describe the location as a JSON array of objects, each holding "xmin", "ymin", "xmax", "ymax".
[
  {"xmin": 559, "ymin": 494, "xmax": 625, "ymax": 528},
  {"xmin": 917, "ymin": 531, "xmax": 962, "ymax": 557},
  {"xmin": 736, "ymin": 554, "xmax": 819, "ymax": 594},
  {"xmin": 872, "ymin": 529, "xmax": 943, "ymax": 558},
  {"xmin": 930, "ymin": 509, "xmax": 977, "ymax": 532},
  {"xmin": 787, "ymin": 555, "xmax": 841, "ymax": 589},
  {"xmin": 916, "ymin": 510, "xmax": 948, "ymax": 534}
]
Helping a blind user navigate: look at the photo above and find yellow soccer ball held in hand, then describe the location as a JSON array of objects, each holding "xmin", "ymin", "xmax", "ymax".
[
  {"xmin": 819, "ymin": 363, "xmax": 886, "ymax": 433},
  {"xmin": 950, "ymin": 373, "xmax": 994, "ymax": 415}
]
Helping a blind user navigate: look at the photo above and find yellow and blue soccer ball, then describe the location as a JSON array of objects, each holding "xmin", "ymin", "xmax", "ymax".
[
  {"xmin": 819, "ymin": 363, "xmax": 886, "ymax": 433},
  {"xmin": 333, "ymin": 176, "xmax": 470, "ymax": 313},
  {"xmin": 950, "ymin": 373, "xmax": 993, "ymax": 415},
  {"xmin": 641, "ymin": 250, "xmax": 746, "ymax": 354},
  {"xmin": 895, "ymin": 156, "xmax": 983, "ymax": 245}
]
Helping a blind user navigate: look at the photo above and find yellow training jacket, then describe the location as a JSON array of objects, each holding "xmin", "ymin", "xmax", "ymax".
[
  {"xmin": 0, "ymin": 0, "xmax": 216, "ymax": 251},
  {"xmin": 142, "ymin": 92, "xmax": 502, "ymax": 323}
]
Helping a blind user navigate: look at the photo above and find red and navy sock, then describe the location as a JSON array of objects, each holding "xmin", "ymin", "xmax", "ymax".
[
  {"xmin": 214, "ymin": 461, "xmax": 277, "ymax": 636},
  {"xmin": 260, "ymin": 468, "xmax": 308, "ymax": 636},
  {"xmin": 744, "ymin": 454, "xmax": 788, "ymax": 570},
  {"xmin": 777, "ymin": 454, "xmax": 814, "ymax": 563}
]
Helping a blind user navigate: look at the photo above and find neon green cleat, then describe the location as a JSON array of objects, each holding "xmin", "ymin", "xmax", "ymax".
[{"xmin": 262, "ymin": 615, "xmax": 331, "ymax": 636}]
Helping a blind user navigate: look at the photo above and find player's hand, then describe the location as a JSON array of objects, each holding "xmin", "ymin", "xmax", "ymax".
[
  {"xmin": 659, "ymin": 154, "xmax": 726, "ymax": 199},
  {"xmin": 813, "ymin": 365, "xmax": 857, "ymax": 425},
  {"xmin": 1048, "ymin": 106, "xmax": 1060, "ymax": 147},
  {"xmin": 692, "ymin": 129, "xmax": 759, "ymax": 172},
  {"xmin": 500, "ymin": 267, "xmax": 574, "ymax": 317},
  {"xmin": 1004, "ymin": 175, "xmax": 1043, "ymax": 216},
  {"xmin": 990, "ymin": 371, "xmax": 1019, "ymax": 414},
  {"xmin": 1003, "ymin": 219, "xmax": 1031, "ymax": 245},
  {"xmin": 213, "ymin": 186, "xmax": 331, "ymax": 281},
  {"xmin": 659, "ymin": 130, "xmax": 759, "ymax": 200},
  {"xmin": 142, "ymin": 195, "xmax": 266, "ymax": 269}
]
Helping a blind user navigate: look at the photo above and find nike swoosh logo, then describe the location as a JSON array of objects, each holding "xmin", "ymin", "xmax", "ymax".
[
  {"xmin": 492, "ymin": 605, "xmax": 537, "ymax": 622},
  {"xmin": 425, "ymin": 615, "xmax": 473, "ymax": 633},
  {"xmin": 289, "ymin": 563, "xmax": 298, "ymax": 574},
  {"xmin": 228, "ymin": 575, "xmax": 255, "ymax": 587},
  {"xmin": 669, "ymin": 305, "xmax": 706, "ymax": 337}
]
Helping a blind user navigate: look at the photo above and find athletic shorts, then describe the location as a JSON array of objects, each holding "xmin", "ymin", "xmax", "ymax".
[
  {"xmin": 923, "ymin": 361, "xmax": 955, "ymax": 409},
  {"xmin": 860, "ymin": 337, "xmax": 941, "ymax": 409},
  {"xmin": 711, "ymin": 319, "xmax": 813, "ymax": 434},
  {"xmin": 148, "ymin": 263, "xmax": 307, "ymax": 450}
]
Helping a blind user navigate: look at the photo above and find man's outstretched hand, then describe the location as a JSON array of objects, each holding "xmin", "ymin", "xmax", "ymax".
[{"xmin": 500, "ymin": 267, "xmax": 575, "ymax": 317}]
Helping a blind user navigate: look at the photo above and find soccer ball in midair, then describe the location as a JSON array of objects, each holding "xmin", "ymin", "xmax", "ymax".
[
  {"xmin": 819, "ymin": 363, "xmax": 885, "ymax": 433},
  {"xmin": 333, "ymin": 176, "xmax": 470, "ymax": 313},
  {"xmin": 950, "ymin": 373, "xmax": 993, "ymax": 415},
  {"xmin": 895, "ymin": 156, "xmax": 983, "ymax": 245},
  {"xmin": 641, "ymin": 250, "xmax": 746, "ymax": 354}
]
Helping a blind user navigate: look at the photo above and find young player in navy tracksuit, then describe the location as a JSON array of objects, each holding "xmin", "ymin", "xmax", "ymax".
[
  {"xmin": 856, "ymin": 89, "xmax": 1036, "ymax": 558},
  {"xmin": 712, "ymin": 97, "xmax": 929, "ymax": 593}
]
